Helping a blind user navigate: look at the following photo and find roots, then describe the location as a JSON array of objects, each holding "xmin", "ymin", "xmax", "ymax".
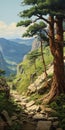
[
  {"xmin": 43, "ymin": 90, "xmax": 57, "ymax": 104},
  {"xmin": 43, "ymin": 81, "xmax": 61, "ymax": 104}
]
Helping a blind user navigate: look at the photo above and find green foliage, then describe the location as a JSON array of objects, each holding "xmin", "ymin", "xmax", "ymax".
[
  {"xmin": 17, "ymin": 20, "xmax": 32, "ymax": 27},
  {"xmin": 50, "ymin": 94, "xmax": 65, "ymax": 130},
  {"xmin": 0, "ymin": 94, "xmax": 23, "ymax": 130},
  {"xmin": 7, "ymin": 73, "xmax": 16, "ymax": 82},
  {"xmin": 22, "ymin": 0, "xmax": 37, "ymax": 5},
  {"xmin": 0, "ymin": 69, "xmax": 5, "ymax": 77},
  {"xmin": 0, "ymin": 93, "xmax": 21, "ymax": 114},
  {"xmin": 12, "ymin": 46, "xmax": 53, "ymax": 94},
  {"xmin": 22, "ymin": 22, "xmax": 47, "ymax": 38},
  {"xmin": 27, "ymin": 50, "xmax": 41, "ymax": 62}
]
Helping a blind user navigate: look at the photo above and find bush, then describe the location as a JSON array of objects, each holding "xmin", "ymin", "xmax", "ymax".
[{"xmin": 50, "ymin": 94, "xmax": 65, "ymax": 130}]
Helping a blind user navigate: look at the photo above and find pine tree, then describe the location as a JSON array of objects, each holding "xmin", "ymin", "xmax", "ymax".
[{"xmin": 17, "ymin": 0, "xmax": 65, "ymax": 103}]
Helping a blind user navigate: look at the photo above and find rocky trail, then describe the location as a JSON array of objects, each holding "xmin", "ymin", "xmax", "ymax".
[
  {"xmin": 0, "ymin": 63, "xmax": 63, "ymax": 130},
  {"xmin": 7, "ymin": 63, "xmax": 63, "ymax": 130},
  {"xmin": 10, "ymin": 90, "xmax": 62, "ymax": 130}
]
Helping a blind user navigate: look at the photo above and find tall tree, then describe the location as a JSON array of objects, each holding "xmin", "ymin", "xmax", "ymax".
[{"xmin": 17, "ymin": 0, "xmax": 65, "ymax": 103}]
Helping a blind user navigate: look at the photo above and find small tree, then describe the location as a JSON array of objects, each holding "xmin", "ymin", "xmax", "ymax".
[
  {"xmin": 21, "ymin": 22, "xmax": 48, "ymax": 77},
  {"xmin": 27, "ymin": 50, "xmax": 41, "ymax": 71}
]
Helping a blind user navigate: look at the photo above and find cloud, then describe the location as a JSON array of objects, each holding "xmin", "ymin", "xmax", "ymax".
[{"xmin": 0, "ymin": 21, "xmax": 27, "ymax": 38}]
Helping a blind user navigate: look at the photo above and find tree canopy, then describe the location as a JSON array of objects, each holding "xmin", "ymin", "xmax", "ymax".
[{"xmin": 17, "ymin": 0, "xmax": 65, "ymax": 103}]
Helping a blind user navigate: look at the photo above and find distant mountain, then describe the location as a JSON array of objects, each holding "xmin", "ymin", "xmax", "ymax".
[
  {"xmin": 10, "ymin": 38, "xmax": 34, "ymax": 46},
  {"xmin": 0, "ymin": 51, "xmax": 11, "ymax": 76},
  {"xmin": 0, "ymin": 38, "xmax": 33, "ymax": 75}
]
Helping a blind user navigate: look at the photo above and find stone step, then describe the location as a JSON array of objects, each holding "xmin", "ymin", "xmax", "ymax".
[
  {"xmin": 26, "ymin": 101, "xmax": 35, "ymax": 108},
  {"xmin": 36, "ymin": 121, "xmax": 51, "ymax": 130}
]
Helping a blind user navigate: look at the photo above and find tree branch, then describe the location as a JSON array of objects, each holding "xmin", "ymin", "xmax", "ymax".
[
  {"xmin": 36, "ymin": 14, "xmax": 51, "ymax": 25},
  {"xmin": 43, "ymin": 29, "xmax": 52, "ymax": 38},
  {"xmin": 32, "ymin": 17, "xmax": 40, "ymax": 23}
]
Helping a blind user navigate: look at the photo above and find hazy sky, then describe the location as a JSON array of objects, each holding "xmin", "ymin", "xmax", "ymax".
[{"xmin": 0, "ymin": 0, "xmax": 27, "ymax": 38}]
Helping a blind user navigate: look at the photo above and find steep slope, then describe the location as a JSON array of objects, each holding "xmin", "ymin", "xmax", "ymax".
[
  {"xmin": 12, "ymin": 46, "xmax": 53, "ymax": 94},
  {"xmin": 31, "ymin": 38, "xmax": 48, "ymax": 51}
]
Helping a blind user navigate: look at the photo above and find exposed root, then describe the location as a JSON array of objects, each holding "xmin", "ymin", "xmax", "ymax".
[{"xmin": 42, "ymin": 84, "xmax": 59, "ymax": 104}]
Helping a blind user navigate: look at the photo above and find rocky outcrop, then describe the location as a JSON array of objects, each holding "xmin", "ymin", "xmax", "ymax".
[
  {"xmin": 31, "ymin": 38, "xmax": 41, "ymax": 51},
  {"xmin": 17, "ymin": 64, "xmax": 24, "ymax": 74}
]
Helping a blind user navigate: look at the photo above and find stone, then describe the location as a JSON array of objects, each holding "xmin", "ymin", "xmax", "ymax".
[
  {"xmin": 26, "ymin": 101, "xmax": 35, "ymax": 108},
  {"xmin": 28, "ymin": 84, "xmax": 36, "ymax": 94},
  {"xmin": 36, "ymin": 121, "xmax": 51, "ymax": 130},
  {"xmin": 11, "ymin": 116, "xmax": 17, "ymax": 121},
  {"xmin": 53, "ymin": 121, "xmax": 59, "ymax": 127},
  {"xmin": 40, "ymin": 106, "xmax": 57, "ymax": 116},
  {"xmin": 26, "ymin": 105, "xmax": 40, "ymax": 112},
  {"xmin": 14, "ymin": 99, "xmax": 21, "ymax": 102},
  {"xmin": 28, "ymin": 112, "xmax": 35, "ymax": 118},
  {"xmin": 48, "ymin": 117, "xmax": 58, "ymax": 121},
  {"xmin": 18, "ymin": 102, "xmax": 26, "ymax": 107},
  {"xmin": 33, "ymin": 113, "xmax": 47, "ymax": 120},
  {"xmin": 1, "ymin": 110, "xmax": 12, "ymax": 126}
]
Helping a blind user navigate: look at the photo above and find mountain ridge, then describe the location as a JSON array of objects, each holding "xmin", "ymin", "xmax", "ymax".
[{"xmin": 0, "ymin": 38, "xmax": 33, "ymax": 75}]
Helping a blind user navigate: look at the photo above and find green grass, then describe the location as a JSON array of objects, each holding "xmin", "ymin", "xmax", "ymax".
[
  {"xmin": 50, "ymin": 94, "xmax": 65, "ymax": 130},
  {"xmin": 10, "ymin": 46, "xmax": 53, "ymax": 94},
  {"xmin": 0, "ymin": 93, "xmax": 22, "ymax": 115},
  {"xmin": 7, "ymin": 45, "xmax": 65, "ymax": 94}
]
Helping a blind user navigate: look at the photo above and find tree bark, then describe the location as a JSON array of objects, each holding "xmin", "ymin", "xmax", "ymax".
[
  {"xmin": 43, "ymin": 16, "xmax": 65, "ymax": 104},
  {"xmin": 52, "ymin": 16, "xmax": 65, "ymax": 93}
]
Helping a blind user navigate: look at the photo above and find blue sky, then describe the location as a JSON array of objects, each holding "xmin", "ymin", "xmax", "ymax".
[
  {"xmin": 0, "ymin": 0, "xmax": 27, "ymax": 38},
  {"xmin": 0, "ymin": 0, "xmax": 21, "ymax": 24}
]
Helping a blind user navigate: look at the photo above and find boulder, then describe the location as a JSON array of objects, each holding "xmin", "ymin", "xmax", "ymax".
[
  {"xmin": 28, "ymin": 84, "xmax": 36, "ymax": 94},
  {"xmin": 36, "ymin": 121, "xmax": 51, "ymax": 130},
  {"xmin": 40, "ymin": 105, "xmax": 57, "ymax": 116},
  {"xmin": 11, "ymin": 116, "xmax": 17, "ymax": 121},
  {"xmin": 33, "ymin": 113, "xmax": 47, "ymax": 120}
]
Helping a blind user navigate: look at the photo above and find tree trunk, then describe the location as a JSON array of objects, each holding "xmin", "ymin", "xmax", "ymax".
[
  {"xmin": 43, "ymin": 16, "xmax": 65, "ymax": 104},
  {"xmin": 40, "ymin": 40, "xmax": 47, "ymax": 77},
  {"xmin": 52, "ymin": 16, "xmax": 65, "ymax": 93}
]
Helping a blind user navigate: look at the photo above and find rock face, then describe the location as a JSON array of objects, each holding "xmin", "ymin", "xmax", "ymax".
[
  {"xmin": 27, "ymin": 64, "xmax": 53, "ymax": 95},
  {"xmin": 31, "ymin": 38, "xmax": 40, "ymax": 51},
  {"xmin": 17, "ymin": 64, "xmax": 24, "ymax": 74}
]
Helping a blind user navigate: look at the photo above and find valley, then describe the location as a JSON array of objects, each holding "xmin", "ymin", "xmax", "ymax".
[{"xmin": 0, "ymin": 38, "xmax": 34, "ymax": 76}]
